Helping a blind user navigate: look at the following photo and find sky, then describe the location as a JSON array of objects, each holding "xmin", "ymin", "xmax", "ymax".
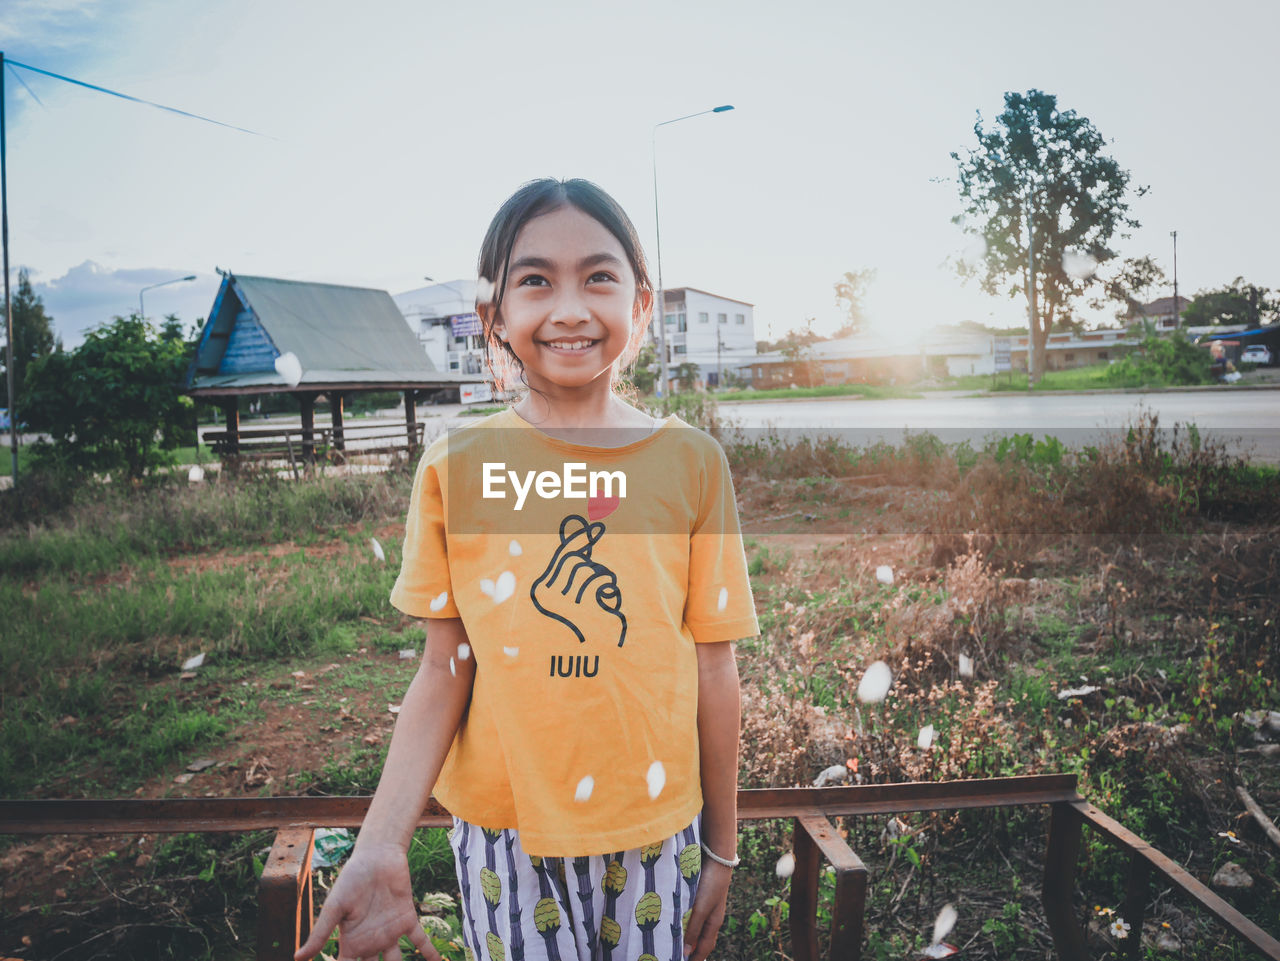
[{"xmin": 2, "ymin": 0, "xmax": 1278, "ymax": 349}]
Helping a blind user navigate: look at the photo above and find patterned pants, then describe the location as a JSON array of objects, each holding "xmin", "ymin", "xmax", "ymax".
[{"xmin": 449, "ymin": 816, "xmax": 703, "ymax": 961}]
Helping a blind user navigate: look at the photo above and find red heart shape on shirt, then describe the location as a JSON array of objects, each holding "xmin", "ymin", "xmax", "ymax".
[{"xmin": 587, "ymin": 494, "xmax": 620, "ymax": 521}]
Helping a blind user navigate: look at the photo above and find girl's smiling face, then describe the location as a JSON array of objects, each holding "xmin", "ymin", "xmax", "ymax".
[{"xmin": 489, "ymin": 204, "xmax": 647, "ymax": 396}]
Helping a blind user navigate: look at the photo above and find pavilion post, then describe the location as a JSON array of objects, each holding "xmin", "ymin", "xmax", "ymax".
[
  {"xmin": 329, "ymin": 392, "xmax": 345, "ymax": 459},
  {"xmin": 404, "ymin": 390, "xmax": 418, "ymax": 454},
  {"xmin": 299, "ymin": 393, "xmax": 315, "ymax": 464},
  {"xmin": 222, "ymin": 400, "xmax": 240, "ymax": 456}
]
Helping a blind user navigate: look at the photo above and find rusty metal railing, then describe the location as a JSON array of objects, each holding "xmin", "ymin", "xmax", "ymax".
[{"xmin": 3, "ymin": 775, "xmax": 1278, "ymax": 960}]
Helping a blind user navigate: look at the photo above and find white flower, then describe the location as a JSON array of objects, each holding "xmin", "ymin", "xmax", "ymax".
[
  {"xmin": 775, "ymin": 852, "xmax": 795, "ymax": 878},
  {"xmin": 1109, "ymin": 917, "xmax": 1131, "ymax": 939},
  {"xmin": 1217, "ymin": 830, "xmax": 1242, "ymax": 844},
  {"xmin": 856, "ymin": 660, "xmax": 893, "ymax": 704}
]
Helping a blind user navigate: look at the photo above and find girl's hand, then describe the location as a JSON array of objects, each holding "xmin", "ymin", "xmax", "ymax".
[
  {"xmin": 683, "ymin": 859, "xmax": 733, "ymax": 960},
  {"xmin": 294, "ymin": 842, "xmax": 438, "ymax": 961}
]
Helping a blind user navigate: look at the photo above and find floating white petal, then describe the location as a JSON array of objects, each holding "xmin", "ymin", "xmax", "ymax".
[
  {"xmin": 646, "ymin": 761, "xmax": 666, "ymax": 800},
  {"xmin": 717, "ymin": 587, "xmax": 729, "ymax": 611},
  {"xmin": 856, "ymin": 660, "xmax": 893, "ymax": 704},
  {"xmin": 479, "ymin": 571, "xmax": 516, "ymax": 604},
  {"xmin": 449, "ymin": 657, "xmax": 456, "ymax": 677},
  {"xmin": 917, "ymin": 724, "xmax": 936, "ymax": 749},
  {"xmin": 476, "ymin": 276, "xmax": 496, "ymax": 305},
  {"xmin": 503, "ymin": 646, "xmax": 519, "ymax": 658},
  {"xmin": 875, "ymin": 565, "xmax": 894, "ymax": 585},
  {"xmin": 1062, "ymin": 249, "xmax": 1099, "ymax": 281},
  {"xmin": 429, "ymin": 591, "xmax": 449, "ymax": 612},
  {"xmin": 457, "ymin": 643, "xmax": 471, "ymax": 661},
  {"xmin": 188, "ymin": 465, "xmax": 205, "ymax": 483},
  {"xmin": 508, "ymin": 539, "xmax": 522, "ymax": 556},
  {"xmin": 273, "ymin": 351, "xmax": 303, "ymax": 388},
  {"xmin": 574, "ymin": 775, "xmax": 594, "ymax": 802},
  {"xmin": 921, "ymin": 944, "xmax": 959, "ymax": 958},
  {"xmin": 181, "ymin": 652, "xmax": 206, "ymax": 671},
  {"xmin": 960, "ymin": 234, "xmax": 988, "ymax": 269},
  {"xmin": 775, "ymin": 852, "xmax": 796, "ymax": 878},
  {"xmin": 958, "ymin": 653, "xmax": 974, "ymax": 678},
  {"xmin": 370, "ymin": 537, "xmax": 385, "ymax": 563},
  {"xmin": 1056, "ymin": 684, "xmax": 1099, "ymax": 700},
  {"xmin": 932, "ymin": 903, "xmax": 958, "ymax": 946}
]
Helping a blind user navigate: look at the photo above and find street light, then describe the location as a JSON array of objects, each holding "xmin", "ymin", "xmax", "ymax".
[
  {"xmin": 652, "ymin": 104, "xmax": 733, "ymax": 396},
  {"xmin": 139, "ymin": 274, "xmax": 196, "ymax": 320}
]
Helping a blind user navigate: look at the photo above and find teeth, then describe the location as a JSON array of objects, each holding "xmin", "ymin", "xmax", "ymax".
[{"xmin": 546, "ymin": 340, "xmax": 594, "ymax": 351}]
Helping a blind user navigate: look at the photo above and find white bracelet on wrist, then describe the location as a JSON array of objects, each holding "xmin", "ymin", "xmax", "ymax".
[{"xmin": 701, "ymin": 841, "xmax": 740, "ymax": 868}]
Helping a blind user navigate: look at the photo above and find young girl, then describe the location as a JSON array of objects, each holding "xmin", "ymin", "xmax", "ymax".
[{"xmin": 296, "ymin": 179, "xmax": 757, "ymax": 961}]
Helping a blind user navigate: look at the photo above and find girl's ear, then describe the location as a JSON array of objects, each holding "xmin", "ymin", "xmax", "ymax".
[
  {"xmin": 479, "ymin": 303, "xmax": 508, "ymax": 342},
  {"xmin": 633, "ymin": 288, "xmax": 655, "ymax": 326}
]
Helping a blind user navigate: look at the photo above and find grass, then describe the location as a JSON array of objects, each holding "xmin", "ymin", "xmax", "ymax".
[
  {"xmin": 3, "ymin": 412, "xmax": 1279, "ymax": 959},
  {"xmin": 705, "ymin": 382, "xmax": 923, "ymax": 402}
]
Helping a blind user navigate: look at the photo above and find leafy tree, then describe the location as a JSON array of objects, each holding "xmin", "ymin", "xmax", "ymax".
[
  {"xmin": 833, "ymin": 268, "xmax": 875, "ymax": 338},
  {"xmin": 1105, "ymin": 327, "xmax": 1210, "ymax": 387},
  {"xmin": 777, "ymin": 318, "xmax": 820, "ymax": 385},
  {"xmin": 1095, "ymin": 255, "xmax": 1168, "ymax": 321},
  {"xmin": 952, "ymin": 90, "xmax": 1142, "ymax": 383},
  {"xmin": 24, "ymin": 314, "xmax": 194, "ymax": 480},
  {"xmin": 1182, "ymin": 277, "xmax": 1278, "ymax": 329},
  {"xmin": 1, "ymin": 268, "xmax": 59, "ymax": 414},
  {"xmin": 673, "ymin": 361, "xmax": 700, "ymax": 393},
  {"xmin": 622, "ymin": 341, "xmax": 658, "ymax": 395}
]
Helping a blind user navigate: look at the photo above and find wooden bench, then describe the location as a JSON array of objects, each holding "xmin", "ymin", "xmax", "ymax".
[
  {"xmin": 2, "ymin": 775, "xmax": 1277, "ymax": 960},
  {"xmin": 206, "ymin": 422, "xmax": 426, "ymax": 473}
]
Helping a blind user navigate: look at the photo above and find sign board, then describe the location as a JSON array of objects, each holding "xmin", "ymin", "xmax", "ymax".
[
  {"xmin": 449, "ymin": 312, "xmax": 483, "ymax": 338},
  {"xmin": 460, "ymin": 382, "xmax": 493, "ymax": 405},
  {"xmin": 994, "ymin": 337, "xmax": 1012, "ymax": 372}
]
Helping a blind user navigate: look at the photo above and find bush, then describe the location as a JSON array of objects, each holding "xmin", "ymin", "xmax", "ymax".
[{"xmin": 1105, "ymin": 328, "xmax": 1211, "ymax": 387}]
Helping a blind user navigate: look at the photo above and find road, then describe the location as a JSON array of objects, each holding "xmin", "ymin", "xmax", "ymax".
[{"xmin": 716, "ymin": 388, "xmax": 1279, "ymax": 463}]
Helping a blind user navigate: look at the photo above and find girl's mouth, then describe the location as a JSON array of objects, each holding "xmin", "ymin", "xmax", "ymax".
[{"xmin": 540, "ymin": 339, "xmax": 599, "ymax": 353}]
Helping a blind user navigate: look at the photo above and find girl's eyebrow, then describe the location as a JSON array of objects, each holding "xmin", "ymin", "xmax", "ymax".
[{"xmin": 508, "ymin": 252, "xmax": 624, "ymax": 272}]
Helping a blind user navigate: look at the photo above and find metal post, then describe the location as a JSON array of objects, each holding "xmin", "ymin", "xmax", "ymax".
[
  {"xmin": 1026, "ymin": 186, "xmax": 1037, "ymax": 388},
  {"xmin": 1170, "ymin": 230, "xmax": 1179, "ymax": 328},
  {"xmin": 2, "ymin": 51, "xmax": 18, "ymax": 483},
  {"xmin": 652, "ymin": 132, "xmax": 668, "ymax": 398}
]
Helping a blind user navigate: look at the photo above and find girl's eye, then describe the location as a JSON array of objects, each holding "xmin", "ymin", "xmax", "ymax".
[
  {"xmin": 517, "ymin": 274, "xmax": 548, "ymax": 288},
  {"xmin": 587, "ymin": 271, "xmax": 617, "ymax": 284}
]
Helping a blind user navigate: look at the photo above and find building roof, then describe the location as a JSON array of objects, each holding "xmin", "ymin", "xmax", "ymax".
[
  {"xmin": 186, "ymin": 273, "xmax": 465, "ymax": 396},
  {"xmin": 1139, "ymin": 296, "xmax": 1190, "ymax": 316},
  {"xmin": 662, "ymin": 287, "xmax": 754, "ymax": 308}
]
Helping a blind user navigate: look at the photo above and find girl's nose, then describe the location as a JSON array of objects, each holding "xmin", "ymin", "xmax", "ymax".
[{"xmin": 548, "ymin": 289, "xmax": 591, "ymax": 325}]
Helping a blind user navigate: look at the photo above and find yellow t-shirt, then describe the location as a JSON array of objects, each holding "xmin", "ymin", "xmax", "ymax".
[{"xmin": 389, "ymin": 407, "xmax": 758, "ymax": 856}]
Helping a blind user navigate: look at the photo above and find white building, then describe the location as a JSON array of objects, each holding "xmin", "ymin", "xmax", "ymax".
[
  {"xmin": 392, "ymin": 280, "xmax": 488, "ymax": 377},
  {"xmin": 657, "ymin": 287, "xmax": 757, "ymax": 388}
]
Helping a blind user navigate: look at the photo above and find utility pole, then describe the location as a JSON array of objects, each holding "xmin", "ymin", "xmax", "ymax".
[
  {"xmin": 1, "ymin": 51, "xmax": 17, "ymax": 483},
  {"xmin": 1170, "ymin": 230, "xmax": 1179, "ymax": 328}
]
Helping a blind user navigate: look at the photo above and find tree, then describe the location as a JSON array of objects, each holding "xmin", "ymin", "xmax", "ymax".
[
  {"xmin": 952, "ymin": 90, "xmax": 1142, "ymax": 384},
  {"xmin": 24, "ymin": 314, "xmax": 193, "ymax": 480},
  {"xmin": 1095, "ymin": 255, "xmax": 1167, "ymax": 321},
  {"xmin": 2, "ymin": 268, "xmax": 59, "ymax": 414},
  {"xmin": 1182, "ymin": 277, "xmax": 1278, "ymax": 329},
  {"xmin": 833, "ymin": 268, "xmax": 875, "ymax": 338},
  {"xmin": 673, "ymin": 361, "xmax": 700, "ymax": 393},
  {"xmin": 621, "ymin": 341, "xmax": 657, "ymax": 394}
]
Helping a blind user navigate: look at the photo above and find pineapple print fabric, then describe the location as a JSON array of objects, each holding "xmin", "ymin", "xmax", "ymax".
[
  {"xmin": 450, "ymin": 815, "xmax": 701, "ymax": 961},
  {"xmin": 391, "ymin": 409, "xmax": 758, "ymax": 856}
]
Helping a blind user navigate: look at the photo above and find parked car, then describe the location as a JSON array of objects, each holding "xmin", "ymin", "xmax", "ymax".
[{"xmin": 1241, "ymin": 345, "xmax": 1273, "ymax": 366}]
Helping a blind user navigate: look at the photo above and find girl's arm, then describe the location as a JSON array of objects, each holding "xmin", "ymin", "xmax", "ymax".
[
  {"xmin": 296, "ymin": 616, "xmax": 476, "ymax": 961},
  {"xmin": 684, "ymin": 640, "xmax": 741, "ymax": 961}
]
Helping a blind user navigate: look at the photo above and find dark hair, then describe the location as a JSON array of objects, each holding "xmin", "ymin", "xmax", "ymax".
[{"xmin": 476, "ymin": 178, "xmax": 653, "ymax": 388}]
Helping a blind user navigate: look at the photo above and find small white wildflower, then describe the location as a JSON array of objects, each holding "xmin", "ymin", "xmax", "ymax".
[{"xmin": 1109, "ymin": 917, "xmax": 1131, "ymax": 939}]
